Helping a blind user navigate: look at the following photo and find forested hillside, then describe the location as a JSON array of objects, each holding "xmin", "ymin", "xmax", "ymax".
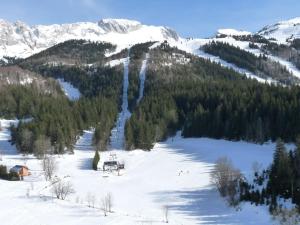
[
  {"xmin": 0, "ymin": 41, "xmax": 125, "ymax": 155},
  {"xmin": 1, "ymin": 39, "xmax": 300, "ymax": 153},
  {"xmin": 202, "ymin": 41, "xmax": 298, "ymax": 85},
  {"xmin": 125, "ymin": 43, "xmax": 300, "ymax": 150},
  {"xmin": 127, "ymin": 42, "xmax": 155, "ymax": 111},
  {"xmin": 22, "ymin": 40, "xmax": 116, "ymax": 66}
]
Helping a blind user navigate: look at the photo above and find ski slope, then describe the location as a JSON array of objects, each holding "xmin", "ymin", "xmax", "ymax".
[
  {"xmin": 57, "ymin": 79, "xmax": 81, "ymax": 101},
  {"xmin": 109, "ymin": 56, "xmax": 131, "ymax": 150},
  {"xmin": 137, "ymin": 53, "xmax": 149, "ymax": 103},
  {"xmin": 0, "ymin": 118, "xmax": 288, "ymax": 225}
]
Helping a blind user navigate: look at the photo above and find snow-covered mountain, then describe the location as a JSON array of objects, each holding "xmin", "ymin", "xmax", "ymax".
[
  {"xmin": 0, "ymin": 18, "xmax": 179, "ymax": 59},
  {"xmin": 1, "ymin": 17, "xmax": 300, "ymax": 60},
  {"xmin": 2, "ymin": 17, "xmax": 300, "ymax": 85},
  {"xmin": 258, "ymin": 17, "xmax": 300, "ymax": 43},
  {"xmin": 217, "ymin": 28, "xmax": 252, "ymax": 37}
]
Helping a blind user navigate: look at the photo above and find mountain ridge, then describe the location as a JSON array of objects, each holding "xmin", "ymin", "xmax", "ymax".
[
  {"xmin": 1, "ymin": 17, "xmax": 300, "ymax": 60},
  {"xmin": 0, "ymin": 18, "xmax": 179, "ymax": 59}
]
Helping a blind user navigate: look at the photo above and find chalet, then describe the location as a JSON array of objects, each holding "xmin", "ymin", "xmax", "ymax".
[{"xmin": 9, "ymin": 165, "xmax": 30, "ymax": 177}]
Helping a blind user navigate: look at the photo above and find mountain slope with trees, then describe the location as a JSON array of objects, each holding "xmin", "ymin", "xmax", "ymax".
[{"xmin": 125, "ymin": 43, "xmax": 300, "ymax": 150}]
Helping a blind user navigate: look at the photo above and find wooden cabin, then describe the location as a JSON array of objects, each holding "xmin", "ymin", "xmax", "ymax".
[{"xmin": 9, "ymin": 165, "xmax": 30, "ymax": 177}]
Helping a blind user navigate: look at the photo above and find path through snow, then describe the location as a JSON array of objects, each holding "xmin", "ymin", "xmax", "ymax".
[
  {"xmin": 57, "ymin": 78, "xmax": 81, "ymax": 100},
  {"xmin": 137, "ymin": 53, "xmax": 149, "ymax": 103},
  {"xmin": 109, "ymin": 56, "xmax": 131, "ymax": 150}
]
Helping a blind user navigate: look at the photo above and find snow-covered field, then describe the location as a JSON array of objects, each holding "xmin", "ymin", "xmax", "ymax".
[{"xmin": 0, "ymin": 118, "xmax": 287, "ymax": 225}]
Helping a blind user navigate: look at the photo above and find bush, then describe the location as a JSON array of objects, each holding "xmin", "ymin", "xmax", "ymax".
[
  {"xmin": 8, "ymin": 171, "xmax": 20, "ymax": 181},
  {"xmin": 211, "ymin": 157, "xmax": 242, "ymax": 206},
  {"xmin": 0, "ymin": 165, "xmax": 7, "ymax": 179}
]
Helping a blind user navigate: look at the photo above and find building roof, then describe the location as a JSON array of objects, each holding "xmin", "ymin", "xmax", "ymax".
[{"xmin": 10, "ymin": 165, "xmax": 28, "ymax": 173}]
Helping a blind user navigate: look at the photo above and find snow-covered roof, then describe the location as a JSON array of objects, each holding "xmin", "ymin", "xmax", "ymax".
[{"xmin": 10, "ymin": 165, "xmax": 28, "ymax": 173}]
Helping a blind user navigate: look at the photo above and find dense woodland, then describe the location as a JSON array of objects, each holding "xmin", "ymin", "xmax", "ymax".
[
  {"xmin": 202, "ymin": 41, "xmax": 299, "ymax": 85},
  {"xmin": 239, "ymin": 138, "xmax": 300, "ymax": 212},
  {"xmin": 127, "ymin": 42, "xmax": 155, "ymax": 111},
  {"xmin": 22, "ymin": 40, "xmax": 116, "ymax": 66},
  {"xmin": 1, "ymin": 84, "xmax": 119, "ymax": 155},
  {"xmin": 0, "ymin": 40, "xmax": 300, "ymax": 155},
  {"xmin": 125, "ymin": 43, "xmax": 300, "ymax": 150},
  {"xmin": 0, "ymin": 41, "xmax": 125, "ymax": 155}
]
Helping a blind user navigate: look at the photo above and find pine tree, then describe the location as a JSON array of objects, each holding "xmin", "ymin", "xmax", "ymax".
[
  {"xmin": 92, "ymin": 150, "xmax": 100, "ymax": 171},
  {"xmin": 268, "ymin": 138, "xmax": 293, "ymax": 198}
]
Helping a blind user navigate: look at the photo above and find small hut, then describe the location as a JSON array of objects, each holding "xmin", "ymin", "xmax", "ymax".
[{"xmin": 9, "ymin": 165, "xmax": 30, "ymax": 177}]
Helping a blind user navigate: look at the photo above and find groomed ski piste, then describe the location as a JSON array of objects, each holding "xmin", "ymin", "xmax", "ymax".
[
  {"xmin": 57, "ymin": 78, "xmax": 81, "ymax": 101},
  {"xmin": 137, "ymin": 53, "xmax": 149, "ymax": 103},
  {"xmin": 109, "ymin": 55, "xmax": 131, "ymax": 150},
  {"xmin": 0, "ymin": 53, "xmax": 290, "ymax": 225}
]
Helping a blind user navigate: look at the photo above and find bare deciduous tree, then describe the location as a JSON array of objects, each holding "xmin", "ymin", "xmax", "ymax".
[
  {"xmin": 86, "ymin": 192, "xmax": 92, "ymax": 207},
  {"xmin": 162, "ymin": 205, "xmax": 169, "ymax": 223},
  {"xmin": 52, "ymin": 180, "xmax": 75, "ymax": 200},
  {"xmin": 107, "ymin": 192, "xmax": 113, "ymax": 213},
  {"xmin": 100, "ymin": 193, "xmax": 113, "ymax": 216},
  {"xmin": 273, "ymin": 208, "xmax": 300, "ymax": 225},
  {"xmin": 211, "ymin": 157, "xmax": 242, "ymax": 206},
  {"xmin": 34, "ymin": 135, "xmax": 52, "ymax": 159},
  {"xmin": 42, "ymin": 156, "xmax": 57, "ymax": 181},
  {"xmin": 100, "ymin": 197, "xmax": 108, "ymax": 216}
]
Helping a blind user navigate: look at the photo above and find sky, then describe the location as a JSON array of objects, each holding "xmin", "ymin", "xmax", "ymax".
[{"xmin": 0, "ymin": 0, "xmax": 299, "ymax": 38}]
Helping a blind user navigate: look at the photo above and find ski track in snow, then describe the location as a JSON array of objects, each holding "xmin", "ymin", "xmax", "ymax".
[
  {"xmin": 137, "ymin": 53, "xmax": 149, "ymax": 103},
  {"xmin": 57, "ymin": 78, "xmax": 81, "ymax": 100},
  {"xmin": 196, "ymin": 49, "xmax": 276, "ymax": 84},
  {"xmin": 109, "ymin": 56, "xmax": 131, "ymax": 150}
]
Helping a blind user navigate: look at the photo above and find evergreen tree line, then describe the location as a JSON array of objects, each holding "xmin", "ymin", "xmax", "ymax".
[
  {"xmin": 125, "ymin": 45, "xmax": 300, "ymax": 150},
  {"xmin": 240, "ymin": 138, "xmax": 300, "ymax": 212},
  {"xmin": 1, "ymin": 63, "xmax": 123, "ymax": 155},
  {"xmin": 22, "ymin": 40, "xmax": 116, "ymax": 65},
  {"xmin": 2, "ymin": 85, "xmax": 119, "ymax": 154},
  {"xmin": 30, "ymin": 64, "xmax": 123, "ymax": 98},
  {"xmin": 127, "ymin": 42, "xmax": 155, "ymax": 111},
  {"xmin": 202, "ymin": 41, "xmax": 298, "ymax": 85},
  {"xmin": 261, "ymin": 41, "xmax": 300, "ymax": 71},
  {"xmin": 228, "ymin": 34, "xmax": 270, "ymax": 44},
  {"xmin": 33, "ymin": 64, "xmax": 124, "ymax": 152}
]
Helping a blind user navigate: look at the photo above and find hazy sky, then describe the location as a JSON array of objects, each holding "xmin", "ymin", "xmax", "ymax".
[{"xmin": 0, "ymin": 0, "xmax": 299, "ymax": 38}]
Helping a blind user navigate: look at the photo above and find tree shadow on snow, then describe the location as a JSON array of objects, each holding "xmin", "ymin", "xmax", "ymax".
[
  {"xmin": 152, "ymin": 188, "xmax": 242, "ymax": 225},
  {"xmin": 78, "ymin": 157, "xmax": 93, "ymax": 170}
]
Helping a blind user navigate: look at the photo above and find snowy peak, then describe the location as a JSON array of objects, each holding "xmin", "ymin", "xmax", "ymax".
[
  {"xmin": 217, "ymin": 28, "xmax": 251, "ymax": 37},
  {"xmin": 258, "ymin": 17, "xmax": 300, "ymax": 43},
  {"xmin": 0, "ymin": 18, "xmax": 180, "ymax": 59},
  {"xmin": 98, "ymin": 18, "xmax": 142, "ymax": 33}
]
